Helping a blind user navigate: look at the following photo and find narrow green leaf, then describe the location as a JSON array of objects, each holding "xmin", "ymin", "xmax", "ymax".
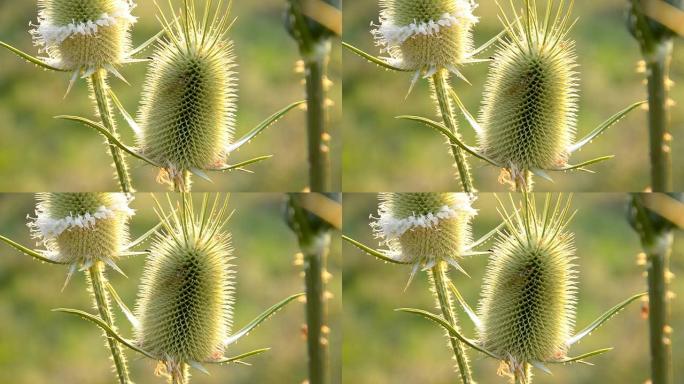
[
  {"xmin": 227, "ymin": 101, "xmax": 306, "ymax": 153},
  {"xmin": 546, "ymin": 348, "xmax": 614, "ymax": 365},
  {"xmin": 107, "ymin": 88, "xmax": 141, "ymax": 136},
  {"xmin": 0, "ymin": 235, "xmax": 66, "ymax": 265},
  {"xmin": 551, "ymin": 156, "xmax": 615, "ymax": 172},
  {"xmin": 448, "ymin": 88, "xmax": 482, "ymax": 135},
  {"xmin": 469, "ymin": 28, "xmax": 507, "ymax": 57},
  {"xmin": 129, "ymin": 29, "xmax": 166, "ymax": 57},
  {"xmin": 55, "ymin": 115, "xmax": 162, "ymax": 167},
  {"xmin": 53, "ymin": 308, "xmax": 156, "ymax": 359},
  {"xmin": 566, "ymin": 292, "xmax": 647, "ymax": 346},
  {"xmin": 396, "ymin": 307, "xmax": 500, "ymax": 359},
  {"xmin": 213, "ymin": 155, "xmax": 273, "ymax": 172},
  {"xmin": 447, "ymin": 281, "xmax": 482, "ymax": 330},
  {"xmin": 224, "ymin": 293, "xmax": 304, "ymax": 346},
  {"xmin": 342, "ymin": 42, "xmax": 408, "ymax": 72},
  {"xmin": 208, "ymin": 348, "xmax": 271, "ymax": 365},
  {"xmin": 342, "ymin": 235, "xmax": 409, "ymax": 265},
  {"xmin": 0, "ymin": 41, "xmax": 67, "ymax": 72},
  {"xmin": 568, "ymin": 101, "xmax": 646, "ymax": 153},
  {"xmin": 396, "ymin": 115, "xmax": 502, "ymax": 167},
  {"xmin": 105, "ymin": 282, "xmax": 140, "ymax": 329}
]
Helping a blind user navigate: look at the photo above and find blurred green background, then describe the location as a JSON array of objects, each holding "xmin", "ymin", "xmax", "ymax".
[
  {"xmin": 342, "ymin": 1, "xmax": 684, "ymax": 192},
  {"xmin": 343, "ymin": 193, "xmax": 683, "ymax": 383},
  {"xmin": 0, "ymin": 193, "xmax": 341, "ymax": 384},
  {"xmin": 0, "ymin": 1, "xmax": 341, "ymax": 192}
]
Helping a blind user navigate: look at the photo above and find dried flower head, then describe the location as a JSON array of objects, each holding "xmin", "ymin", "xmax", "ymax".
[
  {"xmin": 30, "ymin": 0, "xmax": 137, "ymax": 77},
  {"xmin": 137, "ymin": 0, "xmax": 238, "ymax": 188},
  {"xmin": 135, "ymin": 194, "xmax": 235, "ymax": 376}
]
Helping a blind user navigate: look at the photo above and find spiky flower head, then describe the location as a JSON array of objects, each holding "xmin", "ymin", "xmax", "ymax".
[
  {"xmin": 478, "ymin": 0, "xmax": 578, "ymax": 186},
  {"xmin": 371, "ymin": 193, "xmax": 476, "ymax": 273},
  {"xmin": 30, "ymin": 0, "xmax": 137, "ymax": 75},
  {"xmin": 27, "ymin": 193, "xmax": 134, "ymax": 271},
  {"xmin": 135, "ymin": 194, "xmax": 235, "ymax": 374},
  {"xmin": 137, "ymin": 1, "xmax": 238, "ymax": 188},
  {"xmin": 477, "ymin": 195, "xmax": 577, "ymax": 379},
  {"xmin": 371, "ymin": 0, "xmax": 478, "ymax": 76}
]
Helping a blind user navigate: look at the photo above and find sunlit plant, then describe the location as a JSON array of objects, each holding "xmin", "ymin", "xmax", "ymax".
[
  {"xmin": 399, "ymin": 194, "xmax": 646, "ymax": 384},
  {"xmin": 54, "ymin": 194, "xmax": 303, "ymax": 384}
]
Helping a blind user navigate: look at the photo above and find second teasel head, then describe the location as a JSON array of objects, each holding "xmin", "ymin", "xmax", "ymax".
[
  {"xmin": 477, "ymin": 195, "xmax": 577, "ymax": 379},
  {"xmin": 372, "ymin": 0, "xmax": 479, "ymax": 75},
  {"xmin": 30, "ymin": 0, "xmax": 137, "ymax": 74},
  {"xmin": 134, "ymin": 194, "xmax": 235, "ymax": 371},
  {"xmin": 370, "ymin": 193, "xmax": 476, "ymax": 272},
  {"xmin": 27, "ymin": 193, "xmax": 134, "ymax": 268},
  {"xmin": 137, "ymin": 0, "xmax": 238, "ymax": 187},
  {"xmin": 478, "ymin": 0, "xmax": 578, "ymax": 184}
]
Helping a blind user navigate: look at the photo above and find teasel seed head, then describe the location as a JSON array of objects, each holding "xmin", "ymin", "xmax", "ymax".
[
  {"xmin": 30, "ymin": 0, "xmax": 137, "ymax": 75},
  {"xmin": 27, "ymin": 193, "xmax": 134, "ymax": 269},
  {"xmin": 478, "ymin": 0, "xmax": 579, "ymax": 185},
  {"xmin": 137, "ymin": 1, "xmax": 238, "ymax": 187},
  {"xmin": 135, "ymin": 194, "xmax": 235, "ymax": 370},
  {"xmin": 371, "ymin": 0, "xmax": 478, "ymax": 76},
  {"xmin": 370, "ymin": 193, "xmax": 476, "ymax": 273},
  {"xmin": 478, "ymin": 194, "xmax": 577, "ymax": 378}
]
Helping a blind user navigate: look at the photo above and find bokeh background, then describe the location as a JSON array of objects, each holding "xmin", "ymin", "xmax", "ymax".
[
  {"xmin": 343, "ymin": 193, "xmax": 684, "ymax": 383},
  {"xmin": 342, "ymin": 1, "xmax": 684, "ymax": 192},
  {"xmin": 0, "ymin": 193, "xmax": 342, "ymax": 384},
  {"xmin": 0, "ymin": 1, "xmax": 341, "ymax": 192}
]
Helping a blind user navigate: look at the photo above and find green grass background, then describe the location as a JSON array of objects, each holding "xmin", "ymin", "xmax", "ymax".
[
  {"xmin": 0, "ymin": 193, "xmax": 341, "ymax": 384},
  {"xmin": 342, "ymin": 1, "xmax": 684, "ymax": 192},
  {"xmin": 0, "ymin": 1, "xmax": 341, "ymax": 192},
  {"xmin": 343, "ymin": 193, "xmax": 683, "ymax": 383}
]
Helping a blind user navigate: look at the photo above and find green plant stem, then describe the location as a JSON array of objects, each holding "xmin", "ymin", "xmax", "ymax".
[
  {"xmin": 91, "ymin": 69, "xmax": 133, "ymax": 193},
  {"xmin": 429, "ymin": 261, "xmax": 472, "ymax": 384},
  {"xmin": 514, "ymin": 170, "xmax": 534, "ymax": 192},
  {"xmin": 87, "ymin": 261, "xmax": 130, "ymax": 384},
  {"xmin": 173, "ymin": 170, "xmax": 192, "ymax": 192},
  {"xmin": 632, "ymin": 195, "xmax": 674, "ymax": 384},
  {"xmin": 514, "ymin": 363, "xmax": 531, "ymax": 384},
  {"xmin": 170, "ymin": 363, "xmax": 189, "ymax": 384},
  {"xmin": 289, "ymin": 194, "xmax": 331, "ymax": 384},
  {"xmin": 288, "ymin": 0, "xmax": 333, "ymax": 192},
  {"xmin": 432, "ymin": 70, "xmax": 474, "ymax": 193},
  {"xmin": 630, "ymin": 1, "xmax": 674, "ymax": 192}
]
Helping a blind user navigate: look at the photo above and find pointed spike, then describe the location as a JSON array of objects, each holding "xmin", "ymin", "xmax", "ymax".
[
  {"xmin": 342, "ymin": 235, "xmax": 409, "ymax": 265},
  {"xmin": 224, "ymin": 293, "xmax": 304, "ymax": 346}
]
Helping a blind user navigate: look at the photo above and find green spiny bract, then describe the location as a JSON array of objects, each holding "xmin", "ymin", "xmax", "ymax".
[
  {"xmin": 135, "ymin": 194, "xmax": 235, "ymax": 369},
  {"xmin": 137, "ymin": 0, "xmax": 237, "ymax": 188},
  {"xmin": 31, "ymin": 0, "xmax": 137, "ymax": 73},
  {"xmin": 370, "ymin": 193, "xmax": 475, "ymax": 270},
  {"xmin": 372, "ymin": 0, "xmax": 478, "ymax": 74},
  {"xmin": 478, "ymin": 0, "xmax": 578, "ymax": 185},
  {"xmin": 27, "ymin": 193, "xmax": 134, "ymax": 267},
  {"xmin": 478, "ymin": 195, "xmax": 577, "ymax": 378}
]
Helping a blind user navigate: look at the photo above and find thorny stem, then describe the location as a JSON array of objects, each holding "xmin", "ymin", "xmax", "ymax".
[
  {"xmin": 289, "ymin": 194, "xmax": 331, "ymax": 384},
  {"xmin": 632, "ymin": 194, "xmax": 674, "ymax": 384},
  {"xmin": 288, "ymin": 0, "xmax": 333, "ymax": 192},
  {"xmin": 630, "ymin": 0, "xmax": 675, "ymax": 192},
  {"xmin": 432, "ymin": 70, "xmax": 474, "ymax": 193},
  {"xmin": 91, "ymin": 69, "xmax": 133, "ymax": 193},
  {"xmin": 87, "ymin": 261, "xmax": 131, "ymax": 384},
  {"xmin": 429, "ymin": 261, "xmax": 473, "ymax": 384}
]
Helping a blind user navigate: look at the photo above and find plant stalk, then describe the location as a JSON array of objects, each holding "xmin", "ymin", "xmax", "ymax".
[
  {"xmin": 288, "ymin": 0, "xmax": 333, "ymax": 192},
  {"xmin": 632, "ymin": 194, "xmax": 674, "ymax": 384},
  {"xmin": 432, "ymin": 70, "xmax": 474, "ymax": 193},
  {"xmin": 513, "ymin": 363, "xmax": 531, "ymax": 384},
  {"xmin": 429, "ymin": 261, "xmax": 473, "ymax": 384},
  {"xmin": 170, "ymin": 362, "xmax": 189, "ymax": 384},
  {"xmin": 91, "ymin": 69, "xmax": 133, "ymax": 193},
  {"xmin": 87, "ymin": 261, "xmax": 130, "ymax": 384},
  {"xmin": 630, "ymin": 0, "xmax": 675, "ymax": 192}
]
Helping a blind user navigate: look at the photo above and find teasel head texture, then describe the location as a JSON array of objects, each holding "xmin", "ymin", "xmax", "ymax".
[
  {"xmin": 477, "ymin": 194, "xmax": 577, "ymax": 381},
  {"xmin": 371, "ymin": 0, "xmax": 479, "ymax": 80},
  {"xmin": 134, "ymin": 193, "xmax": 235, "ymax": 379},
  {"xmin": 26, "ymin": 193, "xmax": 134, "ymax": 283},
  {"xmin": 29, "ymin": 0, "xmax": 137, "ymax": 79},
  {"xmin": 370, "ymin": 193, "xmax": 477, "ymax": 280},
  {"xmin": 136, "ymin": 0, "xmax": 238, "ymax": 190}
]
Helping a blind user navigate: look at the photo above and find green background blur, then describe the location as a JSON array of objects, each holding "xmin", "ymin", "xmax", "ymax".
[
  {"xmin": 343, "ymin": 193, "xmax": 684, "ymax": 383},
  {"xmin": 0, "ymin": 1, "xmax": 341, "ymax": 192},
  {"xmin": 0, "ymin": 193, "xmax": 342, "ymax": 384},
  {"xmin": 342, "ymin": 1, "xmax": 684, "ymax": 192}
]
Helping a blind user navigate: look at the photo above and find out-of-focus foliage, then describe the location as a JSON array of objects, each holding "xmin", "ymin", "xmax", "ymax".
[
  {"xmin": 0, "ymin": 1, "xmax": 341, "ymax": 191},
  {"xmin": 0, "ymin": 194, "xmax": 342, "ymax": 384},
  {"xmin": 342, "ymin": 1, "xmax": 684, "ymax": 191},
  {"xmin": 343, "ymin": 193, "xmax": 683, "ymax": 383}
]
